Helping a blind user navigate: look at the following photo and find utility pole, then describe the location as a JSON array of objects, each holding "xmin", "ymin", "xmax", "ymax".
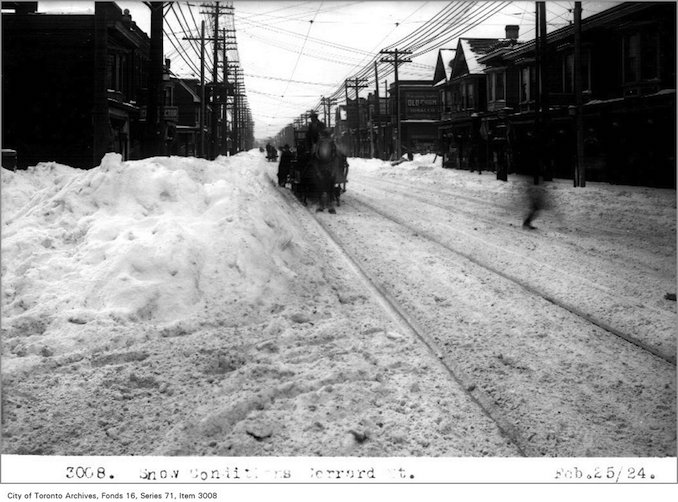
[
  {"xmin": 373, "ymin": 62, "xmax": 381, "ymax": 159},
  {"xmin": 210, "ymin": 2, "xmax": 219, "ymax": 159},
  {"xmin": 321, "ymin": 96, "xmax": 328, "ymax": 125},
  {"xmin": 226, "ymin": 61, "xmax": 240, "ymax": 153},
  {"xmin": 374, "ymin": 61, "xmax": 380, "ymax": 115},
  {"xmin": 220, "ymin": 28, "xmax": 237, "ymax": 155},
  {"xmin": 183, "ymin": 19, "xmax": 206, "ymax": 157},
  {"xmin": 344, "ymin": 82, "xmax": 351, "ymax": 154},
  {"xmin": 200, "ymin": 20, "xmax": 205, "ymax": 158},
  {"xmin": 93, "ymin": 3, "xmax": 111, "ymax": 165},
  {"xmin": 320, "ymin": 96, "xmax": 336, "ymax": 128},
  {"xmin": 538, "ymin": 1, "xmax": 552, "ymax": 181},
  {"xmin": 221, "ymin": 28, "xmax": 228, "ymax": 154},
  {"xmin": 573, "ymin": 1, "xmax": 585, "ymax": 187},
  {"xmin": 145, "ymin": 2, "xmax": 164, "ymax": 158},
  {"xmin": 534, "ymin": 2, "xmax": 542, "ymax": 185},
  {"xmin": 346, "ymin": 77, "xmax": 368, "ymax": 157},
  {"xmin": 380, "ymin": 48, "xmax": 412, "ymax": 160},
  {"xmin": 200, "ymin": 2, "xmax": 233, "ymax": 159}
]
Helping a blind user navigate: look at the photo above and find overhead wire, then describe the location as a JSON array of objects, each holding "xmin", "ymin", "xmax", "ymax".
[
  {"xmin": 280, "ymin": 1, "xmax": 324, "ymax": 100},
  {"xmin": 306, "ymin": 1, "xmax": 511, "ymax": 119}
]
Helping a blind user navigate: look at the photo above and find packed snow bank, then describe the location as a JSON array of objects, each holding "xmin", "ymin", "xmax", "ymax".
[
  {"xmin": 1, "ymin": 153, "xmax": 310, "ymax": 367},
  {"xmin": 3, "ymin": 151, "xmax": 522, "ymax": 457}
]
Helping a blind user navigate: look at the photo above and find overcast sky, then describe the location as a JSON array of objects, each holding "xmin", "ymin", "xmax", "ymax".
[{"xmin": 36, "ymin": 1, "xmax": 619, "ymax": 140}]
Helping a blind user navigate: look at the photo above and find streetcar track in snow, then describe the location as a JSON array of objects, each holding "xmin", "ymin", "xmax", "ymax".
[
  {"xmin": 351, "ymin": 181, "xmax": 674, "ymax": 322},
  {"xmin": 267, "ymin": 177, "xmax": 532, "ymax": 456},
  {"xmin": 340, "ymin": 194, "xmax": 675, "ymax": 366},
  {"xmin": 357, "ymin": 173, "xmax": 674, "ymax": 249},
  {"xmin": 355, "ymin": 174, "xmax": 671, "ymax": 280},
  {"xmin": 274, "ymin": 175, "xmax": 671, "ymax": 457}
]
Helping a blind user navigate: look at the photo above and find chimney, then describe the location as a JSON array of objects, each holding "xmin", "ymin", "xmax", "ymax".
[{"xmin": 505, "ymin": 25, "xmax": 519, "ymax": 40}]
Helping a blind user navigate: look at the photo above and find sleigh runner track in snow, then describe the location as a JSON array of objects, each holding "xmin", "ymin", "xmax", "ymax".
[{"xmin": 271, "ymin": 169, "xmax": 675, "ymax": 457}]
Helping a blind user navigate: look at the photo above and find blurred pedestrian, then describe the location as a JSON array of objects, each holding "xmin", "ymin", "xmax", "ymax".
[{"xmin": 522, "ymin": 182, "xmax": 549, "ymax": 230}]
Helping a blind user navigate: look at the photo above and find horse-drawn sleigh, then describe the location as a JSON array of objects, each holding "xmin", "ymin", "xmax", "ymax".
[{"xmin": 284, "ymin": 129, "xmax": 348, "ymax": 213}]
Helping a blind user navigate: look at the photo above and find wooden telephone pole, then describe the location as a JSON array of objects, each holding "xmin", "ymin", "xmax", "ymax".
[
  {"xmin": 183, "ymin": 20, "xmax": 206, "ymax": 157},
  {"xmin": 345, "ymin": 77, "xmax": 368, "ymax": 156},
  {"xmin": 321, "ymin": 96, "xmax": 337, "ymax": 128},
  {"xmin": 199, "ymin": 2, "xmax": 233, "ymax": 159},
  {"xmin": 573, "ymin": 1, "xmax": 585, "ymax": 187},
  {"xmin": 380, "ymin": 48, "xmax": 412, "ymax": 159},
  {"xmin": 143, "ymin": 2, "xmax": 164, "ymax": 158}
]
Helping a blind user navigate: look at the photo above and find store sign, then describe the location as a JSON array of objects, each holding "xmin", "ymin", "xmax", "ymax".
[{"xmin": 404, "ymin": 92, "xmax": 439, "ymax": 119}]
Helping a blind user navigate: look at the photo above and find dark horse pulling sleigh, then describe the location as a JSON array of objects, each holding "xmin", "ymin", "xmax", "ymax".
[{"xmin": 287, "ymin": 130, "xmax": 348, "ymax": 213}]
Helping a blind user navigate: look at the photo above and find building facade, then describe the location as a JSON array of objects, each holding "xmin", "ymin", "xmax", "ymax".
[
  {"xmin": 436, "ymin": 3, "xmax": 676, "ymax": 187},
  {"xmin": 2, "ymin": 2, "xmax": 154, "ymax": 169}
]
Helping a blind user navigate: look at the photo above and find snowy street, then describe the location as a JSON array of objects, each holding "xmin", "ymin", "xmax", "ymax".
[{"xmin": 1, "ymin": 151, "xmax": 675, "ymax": 457}]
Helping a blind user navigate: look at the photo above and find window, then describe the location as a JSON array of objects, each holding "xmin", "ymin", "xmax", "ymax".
[
  {"xmin": 624, "ymin": 31, "xmax": 660, "ymax": 84},
  {"xmin": 164, "ymin": 86, "xmax": 173, "ymax": 106},
  {"xmin": 488, "ymin": 71, "xmax": 506, "ymax": 102},
  {"xmin": 640, "ymin": 31, "xmax": 660, "ymax": 80},
  {"xmin": 106, "ymin": 53, "xmax": 128, "ymax": 94},
  {"xmin": 465, "ymin": 82, "xmax": 474, "ymax": 109},
  {"xmin": 562, "ymin": 52, "xmax": 592, "ymax": 93},
  {"xmin": 623, "ymin": 33, "xmax": 641, "ymax": 83},
  {"xmin": 452, "ymin": 86, "xmax": 461, "ymax": 111},
  {"xmin": 496, "ymin": 72, "xmax": 505, "ymax": 101},
  {"xmin": 520, "ymin": 66, "xmax": 533, "ymax": 102},
  {"xmin": 563, "ymin": 54, "xmax": 574, "ymax": 93}
]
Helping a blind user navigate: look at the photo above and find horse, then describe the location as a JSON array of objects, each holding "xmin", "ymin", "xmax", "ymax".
[{"xmin": 309, "ymin": 134, "xmax": 340, "ymax": 213}]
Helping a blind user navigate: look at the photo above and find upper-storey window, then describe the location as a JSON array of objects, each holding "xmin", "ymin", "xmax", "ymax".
[
  {"xmin": 164, "ymin": 86, "xmax": 173, "ymax": 107},
  {"xmin": 106, "ymin": 53, "xmax": 128, "ymax": 96},
  {"xmin": 487, "ymin": 71, "xmax": 506, "ymax": 102},
  {"xmin": 624, "ymin": 31, "xmax": 660, "ymax": 83},
  {"xmin": 520, "ymin": 66, "xmax": 534, "ymax": 102},
  {"xmin": 461, "ymin": 81, "xmax": 475, "ymax": 109},
  {"xmin": 562, "ymin": 51, "xmax": 591, "ymax": 93}
]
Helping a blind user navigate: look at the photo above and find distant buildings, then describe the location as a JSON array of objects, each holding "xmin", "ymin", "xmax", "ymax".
[
  {"xmin": 1, "ymin": 1, "xmax": 252, "ymax": 170},
  {"xmin": 321, "ymin": 1, "xmax": 677, "ymax": 188}
]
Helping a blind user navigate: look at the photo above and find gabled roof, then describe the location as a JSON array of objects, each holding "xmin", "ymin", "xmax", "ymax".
[
  {"xmin": 477, "ymin": 39, "xmax": 525, "ymax": 65},
  {"xmin": 452, "ymin": 38, "xmax": 501, "ymax": 77},
  {"xmin": 175, "ymin": 78, "xmax": 201, "ymax": 103},
  {"xmin": 504, "ymin": 2, "xmax": 665, "ymax": 61},
  {"xmin": 433, "ymin": 48, "xmax": 456, "ymax": 86}
]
